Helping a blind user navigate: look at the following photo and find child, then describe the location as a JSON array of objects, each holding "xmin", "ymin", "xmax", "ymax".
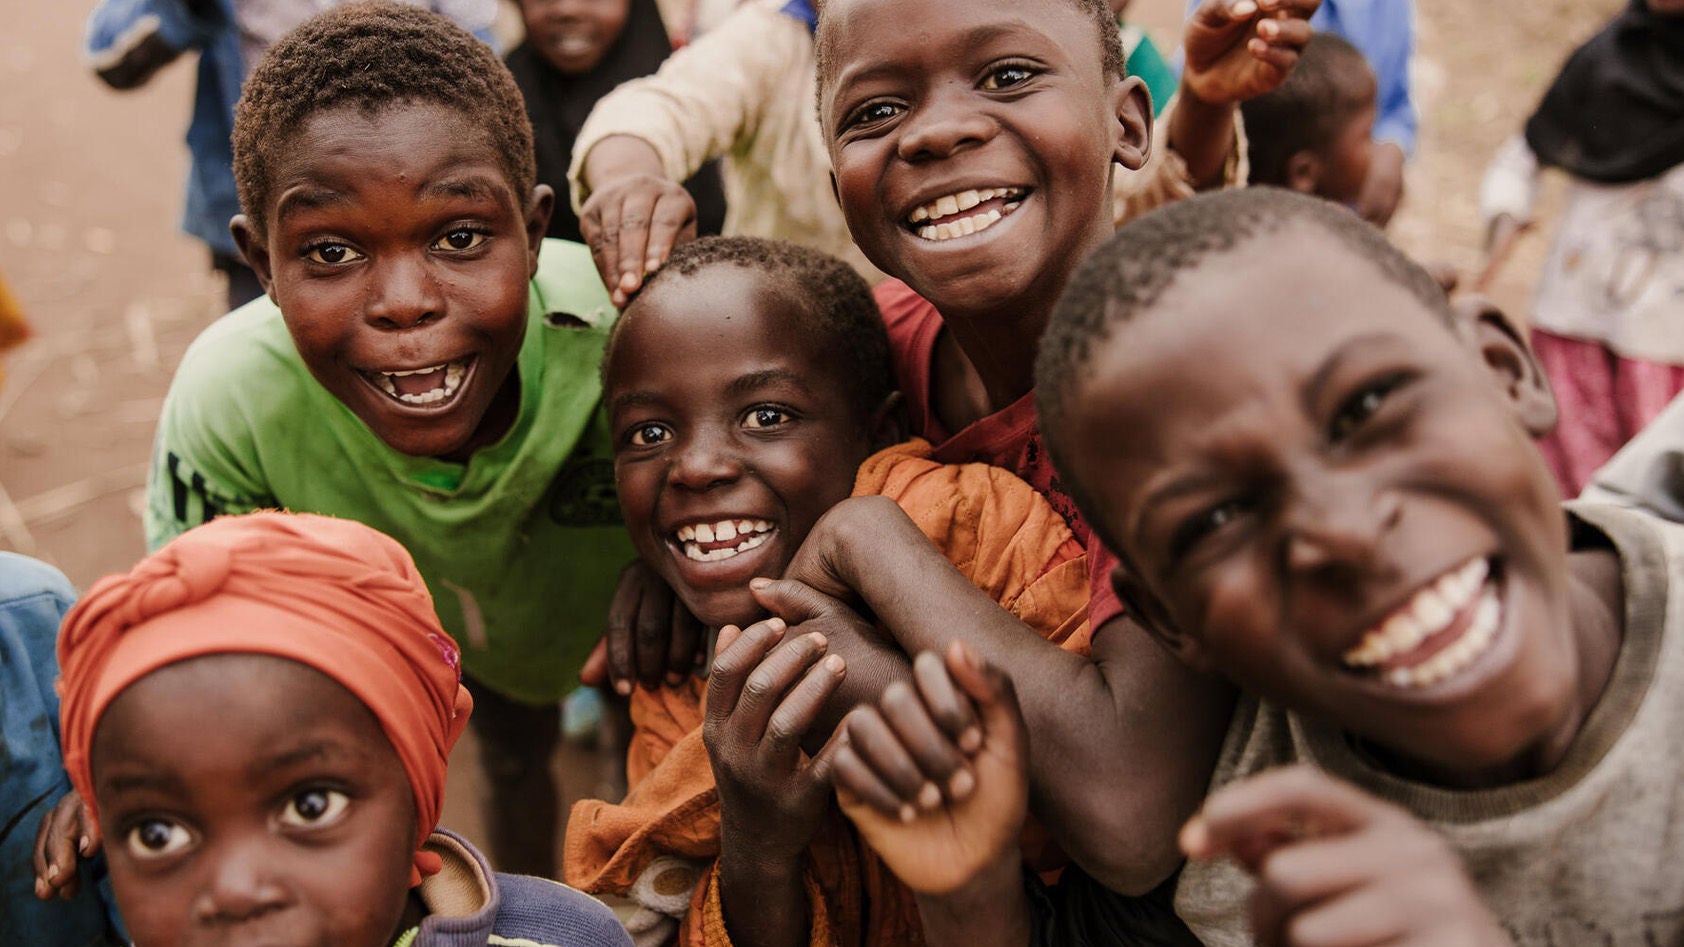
[
  {"xmin": 566, "ymin": 235, "xmax": 1093, "ymax": 945},
  {"xmin": 1241, "ymin": 33, "xmax": 1376, "ymax": 205},
  {"xmin": 143, "ymin": 3, "xmax": 636, "ymax": 878},
  {"xmin": 505, "ymin": 0, "xmax": 727, "ymax": 244},
  {"xmin": 48, "ymin": 511, "xmax": 632, "ymax": 946},
  {"xmin": 831, "ymin": 188, "xmax": 1684, "ymax": 946},
  {"xmin": 1479, "ymin": 0, "xmax": 1684, "ymax": 496}
]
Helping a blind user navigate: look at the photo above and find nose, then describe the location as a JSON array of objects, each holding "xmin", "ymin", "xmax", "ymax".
[
  {"xmin": 191, "ymin": 836, "xmax": 289, "ymax": 926},
  {"xmin": 896, "ymin": 84, "xmax": 998, "ymax": 163},
  {"xmin": 1282, "ymin": 472, "xmax": 1402, "ymax": 578},
  {"xmin": 365, "ymin": 252, "xmax": 444, "ymax": 331},
  {"xmin": 667, "ymin": 426, "xmax": 742, "ymax": 492}
]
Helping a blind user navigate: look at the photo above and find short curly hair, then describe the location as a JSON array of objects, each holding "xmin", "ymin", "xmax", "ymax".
[
  {"xmin": 1035, "ymin": 187, "xmax": 1452, "ymax": 548},
  {"xmin": 815, "ymin": 0, "xmax": 1128, "ymax": 101},
  {"xmin": 1242, "ymin": 34, "xmax": 1375, "ymax": 188},
  {"xmin": 607, "ymin": 236, "xmax": 894, "ymax": 420},
  {"xmin": 233, "ymin": 2, "xmax": 535, "ymax": 235}
]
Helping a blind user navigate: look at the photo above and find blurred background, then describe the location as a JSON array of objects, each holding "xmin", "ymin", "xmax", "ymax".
[{"xmin": 0, "ymin": 0, "xmax": 1625, "ymax": 868}]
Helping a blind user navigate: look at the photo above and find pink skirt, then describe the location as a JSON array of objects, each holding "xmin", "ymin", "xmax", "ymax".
[{"xmin": 1533, "ymin": 328, "xmax": 1684, "ymax": 496}]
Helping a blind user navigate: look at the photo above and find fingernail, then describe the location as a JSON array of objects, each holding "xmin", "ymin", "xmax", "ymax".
[
  {"xmin": 665, "ymin": 672, "xmax": 685, "ymax": 686},
  {"xmin": 823, "ymin": 654, "xmax": 845, "ymax": 673},
  {"xmin": 615, "ymin": 679, "xmax": 633, "ymax": 696},
  {"xmin": 1231, "ymin": 0, "xmax": 1256, "ymax": 14},
  {"xmin": 918, "ymin": 781, "xmax": 942, "ymax": 810},
  {"xmin": 898, "ymin": 803, "xmax": 917, "ymax": 824},
  {"xmin": 959, "ymin": 726, "xmax": 983, "ymax": 754},
  {"xmin": 1259, "ymin": 18, "xmax": 1277, "ymax": 36},
  {"xmin": 808, "ymin": 632, "xmax": 828, "ymax": 649},
  {"xmin": 767, "ymin": 617, "xmax": 786, "ymax": 632},
  {"xmin": 1180, "ymin": 817, "xmax": 1210, "ymax": 857},
  {"xmin": 78, "ymin": 836, "xmax": 90, "ymax": 855},
  {"xmin": 949, "ymin": 768, "xmax": 976, "ymax": 800},
  {"xmin": 750, "ymin": 577, "xmax": 771, "ymax": 590},
  {"xmin": 46, "ymin": 865, "xmax": 57, "ymax": 881},
  {"xmin": 34, "ymin": 879, "xmax": 44, "ymax": 898},
  {"xmin": 645, "ymin": 257, "xmax": 661, "ymax": 273}
]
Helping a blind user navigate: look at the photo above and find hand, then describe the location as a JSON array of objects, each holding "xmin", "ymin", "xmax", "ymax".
[
  {"xmin": 578, "ymin": 136, "xmax": 697, "ymax": 307},
  {"xmin": 1356, "ymin": 141, "xmax": 1406, "ymax": 227},
  {"xmin": 705, "ymin": 620, "xmax": 849, "ymax": 865},
  {"xmin": 779, "ymin": 495, "xmax": 929, "ymax": 605},
  {"xmin": 586, "ymin": 560, "xmax": 705, "ymax": 695},
  {"xmin": 1182, "ymin": 765, "xmax": 1511, "ymax": 947},
  {"xmin": 833, "ymin": 641, "xmax": 1029, "ymax": 896},
  {"xmin": 1182, "ymin": 0, "xmax": 1320, "ymax": 107},
  {"xmin": 33, "ymin": 790, "xmax": 99, "ymax": 901}
]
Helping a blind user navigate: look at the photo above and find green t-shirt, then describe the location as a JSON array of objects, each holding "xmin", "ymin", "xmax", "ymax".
[{"xmin": 145, "ymin": 240, "xmax": 635, "ymax": 704}]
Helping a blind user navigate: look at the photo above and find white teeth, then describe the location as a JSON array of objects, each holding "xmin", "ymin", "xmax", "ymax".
[
  {"xmin": 1342, "ymin": 558, "xmax": 1491, "ymax": 668},
  {"xmin": 915, "ymin": 208, "xmax": 1007, "ymax": 243},
  {"xmin": 374, "ymin": 358, "xmax": 468, "ymax": 406},
  {"xmin": 679, "ymin": 529, "xmax": 773, "ymax": 562},
  {"xmin": 956, "ymin": 189, "xmax": 981, "ymax": 211},
  {"xmin": 671, "ymin": 518, "xmax": 774, "ymax": 556},
  {"xmin": 716, "ymin": 520, "xmax": 738, "ymax": 541},
  {"xmin": 907, "ymin": 187, "xmax": 1025, "ymax": 226},
  {"xmin": 695, "ymin": 522, "xmax": 715, "ymax": 543},
  {"xmin": 1381, "ymin": 586, "xmax": 1501, "ymax": 688},
  {"xmin": 388, "ymin": 364, "xmax": 443, "ymax": 378}
]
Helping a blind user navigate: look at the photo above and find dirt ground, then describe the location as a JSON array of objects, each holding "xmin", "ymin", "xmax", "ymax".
[{"xmin": 0, "ymin": 0, "xmax": 1626, "ymax": 871}]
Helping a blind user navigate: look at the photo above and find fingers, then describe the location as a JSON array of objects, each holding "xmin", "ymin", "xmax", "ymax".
[
  {"xmin": 632, "ymin": 581, "xmax": 676, "ymax": 691},
  {"xmin": 732, "ymin": 632, "xmax": 834, "ymax": 750},
  {"xmin": 604, "ymin": 563, "xmax": 647, "ymax": 696},
  {"xmin": 33, "ymin": 791, "xmax": 91, "ymax": 900},
  {"xmin": 580, "ymin": 193, "xmax": 623, "ymax": 305},
  {"xmin": 610, "ymin": 187, "xmax": 657, "ymax": 305},
  {"xmin": 880, "ymin": 678, "xmax": 972, "ymax": 809},
  {"xmin": 665, "ymin": 602, "xmax": 705, "ymax": 686},
  {"xmin": 749, "ymin": 576, "xmax": 839, "ymax": 625},
  {"xmin": 912, "ymin": 650, "xmax": 982, "ymax": 756},
  {"xmin": 580, "ymin": 637, "xmax": 610, "ymax": 688},
  {"xmin": 831, "ymin": 710, "xmax": 918, "ymax": 820},
  {"xmin": 764, "ymin": 651, "xmax": 847, "ymax": 765},
  {"xmin": 643, "ymin": 189, "xmax": 698, "ymax": 280},
  {"xmin": 1182, "ymin": 765, "xmax": 1387, "ymax": 871},
  {"xmin": 1253, "ymin": 14, "xmax": 1311, "ymax": 50},
  {"xmin": 705, "ymin": 617, "xmax": 787, "ymax": 724}
]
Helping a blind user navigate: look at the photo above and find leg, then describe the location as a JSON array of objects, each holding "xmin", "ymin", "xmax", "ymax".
[{"xmin": 463, "ymin": 675, "xmax": 562, "ymax": 878}]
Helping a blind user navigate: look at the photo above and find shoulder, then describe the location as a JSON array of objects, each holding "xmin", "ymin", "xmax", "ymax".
[
  {"xmin": 0, "ymin": 552, "xmax": 75, "ymax": 613},
  {"xmin": 490, "ymin": 872, "xmax": 634, "ymax": 946},
  {"xmin": 167, "ymin": 298, "xmax": 305, "ymax": 404}
]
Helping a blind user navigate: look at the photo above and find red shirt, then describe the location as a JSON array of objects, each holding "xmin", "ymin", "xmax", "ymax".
[{"xmin": 876, "ymin": 279, "xmax": 1125, "ymax": 629}]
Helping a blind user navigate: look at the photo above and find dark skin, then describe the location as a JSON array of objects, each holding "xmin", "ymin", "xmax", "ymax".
[{"xmin": 84, "ymin": 655, "xmax": 423, "ymax": 947}]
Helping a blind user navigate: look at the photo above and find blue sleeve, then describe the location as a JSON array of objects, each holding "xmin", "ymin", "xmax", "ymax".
[{"xmin": 85, "ymin": 0, "xmax": 224, "ymax": 59}]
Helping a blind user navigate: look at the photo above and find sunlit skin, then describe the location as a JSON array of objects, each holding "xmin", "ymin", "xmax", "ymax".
[
  {"xmin": 518, "ymin": 0, "xmax": 632, "ymax": 75},
  {"xmin": 819, "ymin": 0, "xmax": 1150, "ymax": 413},
  {"xmin": 605, "ymin": 264, "xmax": 891, "ymax": 629},
  {"xmin": 231, "ymin": 102, "xmax": 553, "ymax": 463},
  {"xmin": 1058, "ymin": 226, "xmax": 1625, "ymax": 787},
  {"xmin": 92, "ymin": 655, "xmax": 421, "ymax": 947}
]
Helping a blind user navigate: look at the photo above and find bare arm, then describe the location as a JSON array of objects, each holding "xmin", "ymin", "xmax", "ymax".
[{"xmin": 783, "ymin": 498, "xmax": 1235, "ymax": 894}]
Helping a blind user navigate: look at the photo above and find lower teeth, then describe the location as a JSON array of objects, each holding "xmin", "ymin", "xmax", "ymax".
[{"xmin": 681, "ymin": 531, "xmax": 771, "ymax": 562}]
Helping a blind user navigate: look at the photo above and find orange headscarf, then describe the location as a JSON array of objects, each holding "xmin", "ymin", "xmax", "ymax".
[{"xmin": 58, "ymin": 511, "xmax": 473, "ymax": 887}]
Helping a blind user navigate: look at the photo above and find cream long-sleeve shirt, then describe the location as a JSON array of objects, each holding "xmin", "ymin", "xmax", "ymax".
[{"xmin": 569, "ymin": 0, "xmax": 1245, "ymax": 284}]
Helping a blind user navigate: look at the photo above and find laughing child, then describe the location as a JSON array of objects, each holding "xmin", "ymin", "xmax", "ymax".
[
  {"xmin": 51, "ymin": 511, "xmax": 631, "ymax": 947},
  {"xmin": 566, "ymin": 235, "xmax": 1094, "ymax": 946},
  {"xmin": 827, "ymin": 187, "xmax": 1684, "ymax": 946},
  {"xmin": 142, "ymin": 3, "xmax": 635, "ymax": 878}
]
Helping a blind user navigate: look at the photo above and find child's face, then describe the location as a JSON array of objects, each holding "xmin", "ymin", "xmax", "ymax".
[
  {"xmin": 92, "ymin": 654, "xmax": 418, "ymax": 947},
  {"xmin": 233, "ymin": 102, "xmax": 551, "ymax": 462},
  {"xmin": 606, "ymin": 266, "xmax": 881, "ymax": 628},
  {"xmin": 1060, "ymin": 228, "xmax": 1578, "ymax": 775},
  {"xmin": 819, "ymin": 0, "xmax": 1145, "ymax": 317},
  {"xmin": 520, "ymin": 0, "xmax": 631, "ymax": 75},
  {"xmin": 1314, "ymin": 88, "xmax": 1376, "ymax": 205}
]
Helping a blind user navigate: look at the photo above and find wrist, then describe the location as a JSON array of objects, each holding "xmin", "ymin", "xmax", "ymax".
[
  {"xmin": 581, "ymin": 135, "xmax": 666, "ymax": 190},
  {"xmin": 720, "ymin": 813, "xmax": 810, "ymax": 872}
]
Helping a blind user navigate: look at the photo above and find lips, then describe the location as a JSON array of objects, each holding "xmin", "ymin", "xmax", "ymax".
[
  {"xmin": 672, "ymin": 517, "xmax": 775, "ymax": 563},
  {"xmin": 904, "ymin": 186, "xmax": 1027, "ymax": 242},
  {"xmin": 1341, "ymin": 557, "xmax": 1504, "ymax": 689},
  {"xmin": 359, "ymin": 357, "xmax": 471, "ymax": 409}
]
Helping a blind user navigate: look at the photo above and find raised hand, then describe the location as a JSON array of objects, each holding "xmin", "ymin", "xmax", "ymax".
[
  {"xmin": 1182, "ymin": 765, "xmax": 1511, "ymax": 947},
  {"xmin": 1182, "ymin": 0, "xmax": 1321, "ymax": 106},
  {"xmin": 833, "ymin": 641, "xmax": 1028, "ymax": 897},
  {"xmin": 578, "ymin": 136, "xmax": 698, "ymax": 306},
  {"xmin": 33, "ymin": 789, "xmax": 99, "ymax": 901}
]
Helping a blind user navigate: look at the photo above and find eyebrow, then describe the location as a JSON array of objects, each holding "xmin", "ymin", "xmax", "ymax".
[
  {"xmin": 1300, "ymin": 331, "xmax": 1403, "ymax": 416},
  {"xmin": 275, "ymin": 186, "xmax": 349, "ymax": 223},
  {"xmin": 420, "ymin": 175, "xmax": 503, "ymax": 203},
  {"xmin": 248, "ymin": 740, "xmax": 364, "ymax": 780},
  {"xmin": 726, "ymin": 369, "xmax": 809, "ymax": 399},
  {"xmin": 99, "ymin": 771, "xmax": 189, "ymax": 797},
  {"xmin": 610, "ymin": 390, "xmax": 665, "ymax": 415},
  {"xmin": 830, "ymin": 22, "xmax": 1037, "ymax": 101}
]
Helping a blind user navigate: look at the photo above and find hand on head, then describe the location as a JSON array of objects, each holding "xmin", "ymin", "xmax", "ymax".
[
  {"xmin": 1183, "ymin": 0, "xmax": 1322, "ymax": 106},
  {"xmin": 578, "ymin": 136, "xmax": 699, "ymax": 306},
  {"xmin": 832, "ymin": 641, "xmax": 1029, "ymax": 896},
  {"xmin": 1181, "ymin": 765, "xmax": 1511, "ymax": 947}
]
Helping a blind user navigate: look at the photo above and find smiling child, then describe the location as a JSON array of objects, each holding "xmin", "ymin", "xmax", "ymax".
[
  {"xmin": 54, "ymin": 512, "xmax": 631, "ymax": 947},
  {"xmin": 142, "ymin": 3, "xmax": 635, "ymax": 878},
  {"xmin": 565, "ymin": 236, "xmax": 1094, "ymax": 945},
  {"xmin": 826, "ymin": 188, "xmax": 1684, "ymax": 945}
]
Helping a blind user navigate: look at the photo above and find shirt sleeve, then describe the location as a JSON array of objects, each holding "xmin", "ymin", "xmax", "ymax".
[
  {"xmin": 567, "ymin": 0, "xmax": 808, "ymax": 216},
  {"xmin": 1478, "ymin": 133, "xmax": 1542, "ymax": 227},
  {"xmin": 85, "ymin": 0, "xmax": 220, "ymax": 89},
  {"xmin": 1582, "ymin": 393, "xmax": 1684, "ymax": 517},
  {"xmin": 1363, "ymin": 1, "xmax": 1418, "ymax": 155}
]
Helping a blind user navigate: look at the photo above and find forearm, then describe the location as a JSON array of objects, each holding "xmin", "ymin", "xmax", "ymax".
[
  {"xmin": 1165, "ymin": 83, "xmax": 1238, "ymax": 190},
  {"xmin": 913, "ymin": 853, "xmax": 1032, "ymax": 947},
  {"xmin": 578, "ymin": 135, "xmax": 669, "ymax": 193},
  {"xmin": 717, "ymin": 826, "xmax": 812, "ymax": 947}
]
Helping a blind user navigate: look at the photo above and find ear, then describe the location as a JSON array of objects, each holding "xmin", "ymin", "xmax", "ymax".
[
  {"xmin": 866, "ymin": 390, "xmax": 909, "ymax": 450},
  {"xmin": 229, "ymin": 215, "xmax": 276, "ymax": 302},
  {"xmin": 525, "ymin": 184, "xmax": 556, "ymax": 278},
  {"xmin": 1457, "ymin": 294, "xmax": 1558, "ymax": 437},
  {"xmin": 1284, "ymin": 150, "xmax": 1322, "ymax": 195},
  {"xmin": 1110, "ymin": 74, "xmax": 1153, "ymax": 172},
  {"xmin": 1111, "ymin": 563, "xmax": 1215, "ymax": 674}
]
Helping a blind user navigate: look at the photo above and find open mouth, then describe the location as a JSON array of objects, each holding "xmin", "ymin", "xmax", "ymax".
[
  {"xmin": 672, "ymin": 517, "xmax": 775, "ymax": 563},
  {"xmin": 359, "ymin": 357, "xmax": 472, "ymax": 409},
  {"xmin": 1341, "ymin": 557, "xmax": 1503, "ymax": 689},
  {"xmin": 904, "ymin": 186, "xmax": 1028, "ymax": 242}
]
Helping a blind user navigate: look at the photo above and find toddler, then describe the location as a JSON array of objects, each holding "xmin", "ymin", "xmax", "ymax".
[{"xmin": 1242, "ymin": 33, "xmax": 1376, "ymax": 205}]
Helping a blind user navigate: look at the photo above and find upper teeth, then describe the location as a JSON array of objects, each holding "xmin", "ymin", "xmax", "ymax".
[
  {"xmin": 369, "ymin": 359, "xmax": 467, "ymax": 406},
  {"xmin": 1342, "ymin": 558, "xmax": 1491, "ymax": 669},
  {"xmin": 675, "ymin": 519, "xmax": 774, "ymax": 562},
  {"xmin": 908, "ymin": 187, "xmax": 1025, "ymax": 242}
]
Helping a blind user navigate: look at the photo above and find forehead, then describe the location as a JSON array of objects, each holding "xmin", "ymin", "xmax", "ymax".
[
  {"xmin": 819, "ymin": 0, "xmax": 1101, "ymax": 94},
  {"xmin": 268, "ymin": 102, "xmax": 519, "ymax": 217}
]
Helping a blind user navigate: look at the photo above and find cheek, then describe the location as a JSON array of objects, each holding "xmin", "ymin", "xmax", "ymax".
[{"xmin": 108, "ymin": 862, "xmax": 192, "ymax": 947}]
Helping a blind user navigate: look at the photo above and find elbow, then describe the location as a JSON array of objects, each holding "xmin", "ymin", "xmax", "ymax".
[{"xmin": 1061, "ymin": 814, "xmax": 1185, "ymax": 897}]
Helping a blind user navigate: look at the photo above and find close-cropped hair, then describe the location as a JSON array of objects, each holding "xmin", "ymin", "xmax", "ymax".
[
  {"xmin": 609, "ymin": 235, "xmax": 895, "ymax": 419},
  {"xmin": 814, "ymin": 0, "xmax": 1129, "ymax": 100},
  {"xmin": 1035, "ymin": 187, "xmax": 1452, "ymax": 537},
  {"xmin": 1242, "ymin": 33, "xmax": 1375, "ymax": 187},
  {"xmin": 232, "ymin": 1, "xmax": 536, "ymax": 234}
]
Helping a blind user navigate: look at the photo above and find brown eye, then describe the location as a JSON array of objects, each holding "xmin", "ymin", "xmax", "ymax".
[
  {"xmin": 279, "ymin": 788, "xmax": 348, "ymax": 827},
  {"xmin": 304, "ymin": 243, "xmax": 362, "ymax": 265},
  {"xmin": 125, "ymin": 819, "xmax": 192, "ymax": 859},
  {"xmin": 628, "ymin": 423, "xmax": 670, "ymax": 447},
  {"xmin": 743, "ymin": 407, "xmax": 789, "ymax": 429},
  {"xmin": 433, "ymin": 229, "xmax": 487, "ymax": 252},
  {"xmin": 981, "ymin": 64, "xmax": 1037, "ymax": 90}
]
